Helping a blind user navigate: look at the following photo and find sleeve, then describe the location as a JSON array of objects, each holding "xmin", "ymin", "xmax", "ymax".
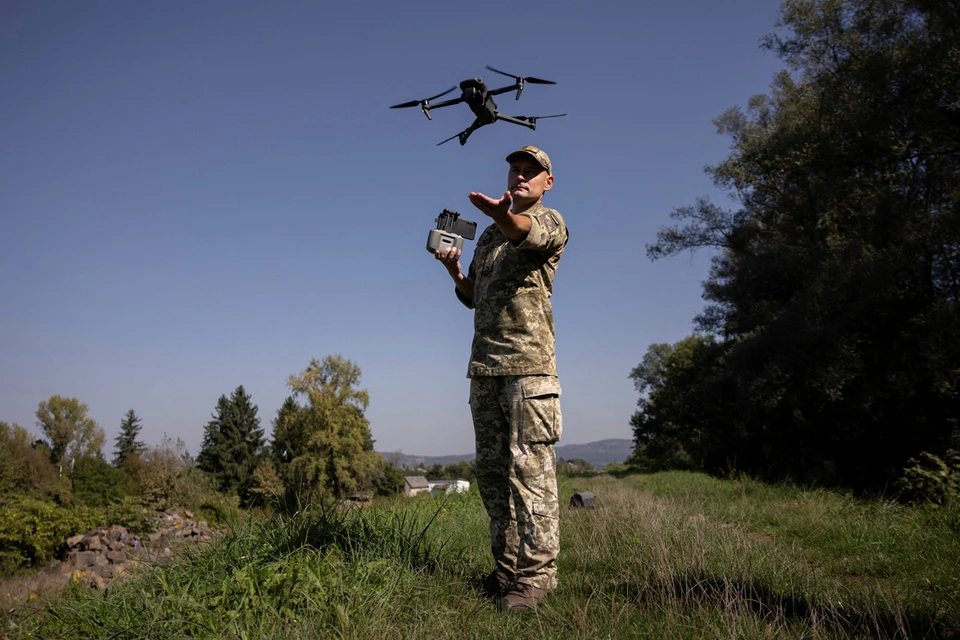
[
  {"xmin": 455, "ymin": 253, "xmax": 476, "ymax": 309},
  {"xmin": 516, "ymin": 209, "xmax": 568, "ymax": 253}
]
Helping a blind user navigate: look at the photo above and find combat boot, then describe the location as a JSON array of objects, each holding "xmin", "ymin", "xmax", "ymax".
[
  {"xmin": 498, "ymin": 581, "xmax": 549, "ymax": 613},
  {"xmin": 479, "ymin": 570, "xmax": 515, "ymax": 598}
]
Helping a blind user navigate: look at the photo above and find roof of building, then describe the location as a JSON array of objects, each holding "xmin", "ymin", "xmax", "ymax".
[{"xmin": 404, "ymin": 475, "xmax": 429, "ymax": 489}]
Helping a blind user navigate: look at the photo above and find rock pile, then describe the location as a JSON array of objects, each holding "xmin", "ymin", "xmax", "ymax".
[{"xmin": 58, "ymin": 510, "xmax": 223, "ymax": 590}]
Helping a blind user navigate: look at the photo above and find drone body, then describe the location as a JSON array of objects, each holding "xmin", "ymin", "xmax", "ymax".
[{"xmin": 391, "ymin": 66, "xmax": 566, "ymax": 146}]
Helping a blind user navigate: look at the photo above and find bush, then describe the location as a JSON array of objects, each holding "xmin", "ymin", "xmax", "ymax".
[
  {"xmin": 369, "ymin": 458, "xmax": 406, "ymax": 497},
  {"xmin": 70, "ymin": 456, "xmax": 134, "ymax": 507},
  {"xmin": 898, "ymin": 450, "xmax": 960, "ymax": 506},
  {"xmin": 0, "ymin": 495, "xmax": 149, "ymax": 574},
  {"xmin": 0, "ymin": 422, "xmax": 68, "ymax": 501}
]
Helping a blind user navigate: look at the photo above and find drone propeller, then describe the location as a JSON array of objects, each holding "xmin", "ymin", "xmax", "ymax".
[
  {"xmin": 485, "ymin": 65, "xmax": 556, "ymax": 99},
  {"xmin": 389, "ymin": 86, "xmax": 456, "ymax": 120}
]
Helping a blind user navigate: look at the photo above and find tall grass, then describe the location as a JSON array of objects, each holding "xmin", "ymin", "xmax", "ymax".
[{"xmin": 13, "ymin": 473, "xmax": 960, "ymax": 639}]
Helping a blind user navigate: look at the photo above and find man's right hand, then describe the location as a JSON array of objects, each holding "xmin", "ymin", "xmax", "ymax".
[
  {"xmin": 435, "ymin": 246, "xmax": 462, "ymax": 279},
  {"xmin": 436, "ymin": 246, "xmax": 475, "ymax": 305}
]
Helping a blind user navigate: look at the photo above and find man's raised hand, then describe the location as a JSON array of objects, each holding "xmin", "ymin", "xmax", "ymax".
[{"xmin": 469, "ymin": 190, "xmax": 512, "ymax": 219}]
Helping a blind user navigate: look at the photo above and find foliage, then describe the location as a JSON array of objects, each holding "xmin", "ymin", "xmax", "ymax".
[
  {"xmin": 69, "ymin": 455, "xmax": 134, "ymax": 507},
  {"xmin": 127, "ymin": 435, "xmax": 236, "ymax": 519},
  {"xmin": 628, "ymin": 336, "xmax": 735, "ymax": 473},
  {"xmin": 247, "ymin": 458, "xmax": 285, "ymax": 506},
  {"xmin": 34, "ymin": 396, "xmax": 106, "ymax": 474},
  {"xmin": 897, "ymin": 449, "xmax": 960, "ymax": 506},
  {"xmin": 418, "ymin": 460, "xmax": 476, "ymax": 482},
  {"xmin": 640, "ymin": 0, "xmax": 960, "ymax": 491},
  {"xmin": 0, "ymin": 495, "xmax": 148, "ymax": 574},
  {"xmin": 196, "ymin": 385, "xmax": 265, "ymax": 503},
  {"xmin": 557, "ymin": 458, "xmax": 595, "ymax": 475},
  {"xmin": 369, "ymin": 456, "xmax": 406, "ymax": 497},
  {"xmin": 273, "ymin": 355, "xmax": 381, "ymax": 500},
  {"xmin": 0, "ymin": 422, "xmax": 66, "ymax": 500},
  {"xmin": 112, "ymin": 408, "xmax": 146, "ymax": 467}
]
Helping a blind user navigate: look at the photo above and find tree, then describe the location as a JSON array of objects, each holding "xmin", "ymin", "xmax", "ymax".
[
  {"xmin": 196, "ymin": 385, "xmax": 265, "ymax": 500},
  {"xmin": 34, "ymin": 396, "xmax": 106, "ymax": 475},
  {"xmin": 278, "ymin": 355, "xmax": 380, "ymax": 500},
  {"xmin": 247, "ymin": 458, "xmax": 285, "ymax": 506},
  {"xmin": 112, "ymin": 409, "xmax": 146, "ymax": 467},
  {"xmin": 645, "ymin": 0, "xmax": 960, "ymax": 490},
  {"xmin": 71, "ymin": 455, "xmax": 134, "ymax": 507}
]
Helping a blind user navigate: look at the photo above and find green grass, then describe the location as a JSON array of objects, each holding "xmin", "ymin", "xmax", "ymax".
[{"xmin": 11, "ymin": 472, "xmax": 960, "ymax": 639}]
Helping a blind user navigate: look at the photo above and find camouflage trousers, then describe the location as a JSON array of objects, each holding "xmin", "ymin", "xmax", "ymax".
[{"xmin": 470, "ymin": 375, "xmax": 562, "ymax": 592}]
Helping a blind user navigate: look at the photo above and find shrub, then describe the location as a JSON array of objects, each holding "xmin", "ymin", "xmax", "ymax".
[
  {"xmin": 897, "ymin": 450, "xmax": 960, "ymax": 506},
  {"xmin": 369, "ymin": 457, "xmax": 406, "ymax": 497},
  {"xmin": 70, "ymin": 456, "xmax": 134, "ymax": 507},
  {"xmin": 0, "ymin": 422, "xmax": 67, "ymax": 500}
]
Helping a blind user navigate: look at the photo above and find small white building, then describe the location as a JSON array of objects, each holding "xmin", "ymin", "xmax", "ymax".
[{"xmin": 428, "ymin": 479, "xmax": 470, "ymax": 495}]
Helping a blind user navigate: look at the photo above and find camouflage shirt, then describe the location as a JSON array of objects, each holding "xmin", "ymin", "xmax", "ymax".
[{"xmin": 456, "ymin": 202, "xmax": 569, "ymax": 377}]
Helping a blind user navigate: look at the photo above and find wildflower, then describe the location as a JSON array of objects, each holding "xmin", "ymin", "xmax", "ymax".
[
  {"xmin": 164, "ymin": 547, "xmax": 171, "ymax": 555},
  {"xmin": 29, "ymin": 594, "xmax": 37, "ymax": 600}
]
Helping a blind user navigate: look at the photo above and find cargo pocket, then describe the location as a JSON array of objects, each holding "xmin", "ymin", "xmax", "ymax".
[
  {"xmin": 530, "ymin": 500, "xmax": 560, "ymax": 555},
  {"xmin": 520, "ymin": 376, "xmax": 562, "ymax": 444}
]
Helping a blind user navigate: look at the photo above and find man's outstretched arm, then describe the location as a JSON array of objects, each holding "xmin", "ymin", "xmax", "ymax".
[{"xmin": 468, "ymin": 190, "xmax": 531, "ymax": 243}]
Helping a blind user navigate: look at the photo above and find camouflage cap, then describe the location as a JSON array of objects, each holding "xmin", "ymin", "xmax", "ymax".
[{"xmin": 505, "ymin": 145, "xmax": 552, "ymax": 175}]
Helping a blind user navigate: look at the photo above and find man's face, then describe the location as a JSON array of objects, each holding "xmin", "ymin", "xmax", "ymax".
[{"xmin": 508, "ymin": 156, "xmax": 554, "ymax": 210}]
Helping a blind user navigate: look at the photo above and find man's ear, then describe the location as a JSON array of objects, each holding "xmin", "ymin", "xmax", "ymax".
[{"xmin": 543, "ymin": 175, "xmax": 554, "ymax": 192}]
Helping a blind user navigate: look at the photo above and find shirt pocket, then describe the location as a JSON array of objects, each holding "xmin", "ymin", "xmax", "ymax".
[{"xmin": 520, "ymin": 376, "xmax": 562, "ymax": 444}]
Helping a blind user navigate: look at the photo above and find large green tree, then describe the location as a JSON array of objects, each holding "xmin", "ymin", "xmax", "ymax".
[
  {"xmin": 34, "ymin": 396, "xmax": 106, "ymax": 475},
  {"xmin": 112, "ymin": 409, "xmax": 146, "ymax": 467},
  {"xmin": 642, "ymin": 0, "xmax": 960, "ymax": 491},
  {"xmin": 274, "ymin": 355, "xmax": 380, "ymax": 500},
  {"xmin": 196, "ymin": 385, "xmax": 265, "ymax": 500}
]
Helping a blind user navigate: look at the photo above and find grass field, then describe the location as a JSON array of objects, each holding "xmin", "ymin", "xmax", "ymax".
[{"xmin": 8, "ymin": 471, "xmax": 960, "ymax": 639}]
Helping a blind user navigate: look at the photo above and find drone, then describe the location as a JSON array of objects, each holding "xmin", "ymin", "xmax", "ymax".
[{"xmin": 390, "ymin": 66, "xmax": 567, "ymax": 146}]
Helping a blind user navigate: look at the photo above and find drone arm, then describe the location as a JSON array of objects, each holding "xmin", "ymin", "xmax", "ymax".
[
  {"xmin": 495, "ymin": 114, "xmax": 537, "ymax": 130},
  {"xmin": 424, "ymin": 96, "xmax": 466, "ymax": 110},
  {"xmin": 488, "ymin": 84, "xmax": 521, "ymax": 98}
]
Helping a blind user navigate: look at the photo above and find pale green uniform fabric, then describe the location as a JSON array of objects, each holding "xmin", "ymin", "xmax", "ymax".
[{"xmin": 457, "ymin": 201, "xmax": 568, "ymax": 591}]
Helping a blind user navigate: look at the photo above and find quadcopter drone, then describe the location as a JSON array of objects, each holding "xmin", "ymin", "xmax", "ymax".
[{"xmin": 390, "ymin": 66, "xmax": 567, "ymax": 146}]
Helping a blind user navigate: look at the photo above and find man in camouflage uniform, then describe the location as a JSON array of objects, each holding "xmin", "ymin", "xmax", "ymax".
[{"xmin": 435, "ymin": 146, "xmax": 568, "ymax": 612}]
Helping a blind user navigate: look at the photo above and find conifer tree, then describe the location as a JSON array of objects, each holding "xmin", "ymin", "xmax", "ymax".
[
  {"xmin": 197, "ymin": 385, "xmax": 265, "ymax": 499},
  {"xmin": 113, "ymin": 409, "xmax": 146, "ymax": 467}
]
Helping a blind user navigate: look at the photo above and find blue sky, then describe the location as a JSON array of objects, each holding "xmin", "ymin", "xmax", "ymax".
[{"xmin": 1, "ymin": 1, "xmax": 784, "ymax": 458}]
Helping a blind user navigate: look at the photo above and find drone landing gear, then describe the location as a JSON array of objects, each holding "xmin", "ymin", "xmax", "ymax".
[
  {"xmin": 437, "ymin": 113, "xmax": 539, "ymax": 146},
  {"xmin": 437, "ymin": 118, "xmax": 485, "ymax": 146}
]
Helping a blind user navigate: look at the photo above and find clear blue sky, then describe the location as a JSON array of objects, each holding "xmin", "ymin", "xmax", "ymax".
[{"xmin": 1, "ymin": 1, "xmax": 784, "ymax": 458}]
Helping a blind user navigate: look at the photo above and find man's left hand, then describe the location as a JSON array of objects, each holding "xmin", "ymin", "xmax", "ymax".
[{"xmin": 469, "ymin": 190, "xmax": 512, "ymax": 219}]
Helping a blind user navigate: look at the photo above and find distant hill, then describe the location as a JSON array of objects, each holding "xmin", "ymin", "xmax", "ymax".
[{"xmin": 380, "ymin": 438, "xmax": 632, "ymax": 471}]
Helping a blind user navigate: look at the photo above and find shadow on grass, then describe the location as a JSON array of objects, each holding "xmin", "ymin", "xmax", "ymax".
[{"xmin": 571, "ymin": 570, "xmax": 959, "ymax": 639}]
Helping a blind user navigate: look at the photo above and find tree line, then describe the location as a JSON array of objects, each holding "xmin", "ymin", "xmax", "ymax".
[
  {"xmin": 1, "ymin": 354, "xmax": 405, "ymax": 512},
  {"xmin": 629, "ymin": 0, "xmax": 960, "ymax": 494}
]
